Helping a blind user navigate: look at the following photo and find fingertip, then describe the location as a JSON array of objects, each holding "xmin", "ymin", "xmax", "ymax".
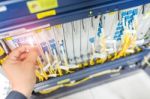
[{"xmin": 8, "ymin": 46, "xmax": 27, "ymax": 60}]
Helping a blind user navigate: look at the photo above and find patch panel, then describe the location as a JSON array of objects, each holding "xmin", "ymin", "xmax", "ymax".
[{"xmin": 0, "ymin": 0, "xmax": 150, "ymax": 98}]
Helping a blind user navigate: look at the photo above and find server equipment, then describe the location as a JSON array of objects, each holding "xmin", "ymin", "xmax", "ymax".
[{"xmin": 0, "ymin": 0, "xmax": 150, "ymax": 98}]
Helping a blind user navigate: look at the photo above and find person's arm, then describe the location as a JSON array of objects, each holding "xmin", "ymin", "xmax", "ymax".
[
  {"xmin": 2, "ymin": 45, "xmax": 38, "ymax": 99},
  {"xmin": 6, "ymin": 91, "xmax": 27, "ymax": 99}
]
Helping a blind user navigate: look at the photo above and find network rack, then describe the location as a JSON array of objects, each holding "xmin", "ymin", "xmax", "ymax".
[{"xmin": 0, "ymin": 0, "xmax": 150, "ymax": 99}]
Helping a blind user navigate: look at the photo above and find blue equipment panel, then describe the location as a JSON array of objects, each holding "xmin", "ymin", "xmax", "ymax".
[{"xmin": 0, "ymin": 0, "xmax": 149, "ymax": 33}]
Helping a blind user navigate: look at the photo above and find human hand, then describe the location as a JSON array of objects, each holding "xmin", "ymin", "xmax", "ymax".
[{"xmin": 2, "ymin": 45, "xmax": 38, "ymax": 97}]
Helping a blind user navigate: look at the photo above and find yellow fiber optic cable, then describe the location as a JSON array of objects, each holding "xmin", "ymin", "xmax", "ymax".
[
  {"xmin": 64, "ymin": 57, "xmax": 68, "ymax": 66},
  {"xmin": 63, "ymin": 57, "xmax": 72, "ymax": 73},
  {"xmin": 112, "ymin": 33, "xmax": 132, "ymax": 60},
  {"xmin": 35, "ymin": 70, "xmax": 44, "ymax": 82},
  {"xmin": 100, "ymin": 34, "xmax": 107, "ymax": 53},
  {"xmin": 130, "ymin": 34, "xmax": 137, "ymax": 51},
  {"xmin": 48, "ymin": 67, "xmax": 53, "ymax": 74},
  {"xmin": 0, "ymin": 56, "xmax": 7, "ymax": 65},
  {"xmin": 39, "ymin": 68, "xmax": 121, "ymax": 94},
  {"xmin": 118, "ymin": 34, "xmax": 131, "ymax": 56},
  {"xmin": 39, "ymin": 85, "xmax": 62, "ymax": 94},
  {"xmin": 96, "ymin": 58, "xmax": 101, "ymax": 64},
  {"xmin": 48, "ymin": 66, "xmax": 56, "ymax": 74},
  {"xmin": 77, "ymin": 63, "xmax": 82, "ymax": 68},
  {"xmin": 89, "ymin": 58, "xmax": 95, "ymax": 66},
  {"xmin": 135, "ymin": 47, "xmax": 141, "ymax": 52},
  {"xmin": 83, "ymin": 61, "xmax": 89, "ymax": 67},
  {"xmin": 96, "ymin": 58, "xmax": 103, "ymax": 64},
  {"xmin": 89, "ymin": 44, "xmax": 96, "ymax": 66},
  {"xmin": 64, "ymin": 68, "xmax": 121, "ymax": 87},
  {"xmin": 64, "ymin": 77, "xmax": 90, "ymax": 87},
  {"xmin": 37, "ymin": 57, "xmax": 49, "ymax": 80},
  {"xmin": 44, "ymin": 51, "xmax": 56, "ymax": 74},
  {"xmin": 89, "ymin": 68, "xmax": 120, "ymax": 78},
  {"xmin": 56, "ymin": 64, "xmax": 63, "ymax": 76},
  {"xmin": 101, "ymin": 58, "xmax": 107, "ymax": 64}
]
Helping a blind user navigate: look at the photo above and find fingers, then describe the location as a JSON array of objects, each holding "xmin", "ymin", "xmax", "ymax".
[
  {"xmin": 8, "ymin": 45, "xmax": 33, "ymax": 61},
  {"xmin": 24, "ymin": 47, "xmax": 38, "ymax": 65},
  {"xmin": 19, "ymin": 53, "xmax": 28, "ymax": 61}
]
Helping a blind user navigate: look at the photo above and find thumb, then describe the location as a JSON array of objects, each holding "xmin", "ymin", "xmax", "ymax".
[{"xmin": 24, "ymin": 48, "xmax": 38, "ymax": 65}]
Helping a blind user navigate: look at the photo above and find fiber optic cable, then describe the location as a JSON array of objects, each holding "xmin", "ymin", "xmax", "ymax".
[
  {"xmin": 39, "ymin": 85, "xmax": 63, "ymax": 94},
  {"xmin": 89, "ymin": 37, "xmax": 96, "ymax": 66},
  {"xmin": 112, "ymin": 33, "xmax": 132, "ymax": 60},
  {"xmin": 0, "ymin": 40, "xmax": 9, "ymax": 54},
  {"xmin": 39, "ymin": 68, "xmax": 121, "ymax": 94},
  {"xmin": 59, "ymin": 41, "xmax": 70, "ymax": 70},
  {"xmin": 53, "ymin": 50, "xmax": 63, "ymax": 76},
  {"xmin": 64, "ymin": 67, "xmax": 121, "ymax": 87},
  {"xmin": 35, "ymin": 70, "xmax": 44, "ymax": 82},
  {"xmin": 0, "ymin": 44, "xmax": 7, "ymax": 65},
  {"xmin": 37, "ymin": 56, "xmax": 49, "ymax": 80}
]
